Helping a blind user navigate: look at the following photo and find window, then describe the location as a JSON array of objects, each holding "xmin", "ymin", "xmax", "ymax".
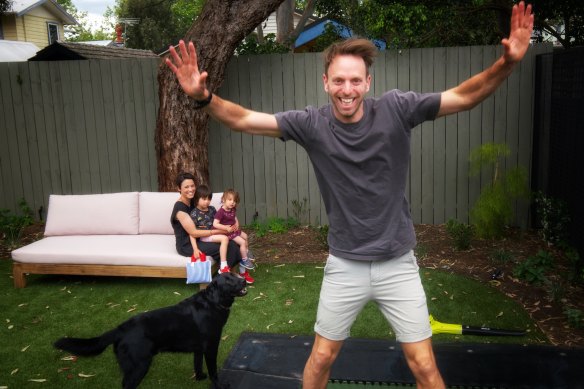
[{"xmin": 47, "ymin": 23, "xmax": 59, "ymax": 44}]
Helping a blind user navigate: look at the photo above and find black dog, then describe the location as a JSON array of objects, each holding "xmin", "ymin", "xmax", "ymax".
[{"xmin": 54, "ymin": 273, "xmax": 247, "ymax": 389}]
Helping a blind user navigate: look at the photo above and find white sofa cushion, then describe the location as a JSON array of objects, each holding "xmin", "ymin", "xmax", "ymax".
[
  {"xmin": 44, "ymin": 192, "xmax": 139, "ymax": 236},
  {"xmin": 11, "ymin": 235, "xmax": 214, "ymax": 267},
  {"xmin": 139, "ymin": 192, "xmax": 180, "ymax": 235}
]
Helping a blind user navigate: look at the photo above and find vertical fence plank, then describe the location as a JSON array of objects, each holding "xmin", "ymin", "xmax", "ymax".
[
  {"xmin": 0, "ymin": 64, "xmax": 20, "ymax": 213},
  {"xmin": 283, "ymin": 53, "xmax": 298, "ymax": 220},
  {"xmin": 237, "ymin": 57, "xmax": 255, "ymax": 224},
  {"xmin": 271, "ymin": 54, "xmax": 289, "ymax": 220},
  {"xmin": 516, "ymin": 45, "xmax": 537, "ymax": 227},
  {"xmin": 68, "ymin": 61, "xmax": 93, "ymax": 193},
  {"xmin": 443, "ymin": 47, "xmax": 458, "ymax": 222},
  {"xmin": 249, "ymin": 55, "xmax": 266, "ymax": 223},
  {"xmin": 18, "ymin": 62, "xmax": 44, "ymax": 213},
  {"xmin": 433, "ymin": 47, "xmax": 447, "ymax": 224},
  {"xmin": 89, "ymin": 60, "xmax": 111, "ymax": 192},
  {"xmin": 227, "ymin": 57, "xmax": 246, "ymax": 221},
  {"xmin": 28, "ymin": 62, "xmax": 53, "ymax": 216},
  {"xmin": 142, "ymin": 59, "xmax": 159, "ymax": 191},
  {"xmin": 456, "ymin": 47, "xmax": 471, "ymax": 223},
  {"xmin": 78, "ymin": 61, "xmax": 102, "ymax": 194},
  {"xmin": 259, "ymin": 54, "xmax": 277, "ymax": 221},
  {"xmin": 468, "ymin": 46, "xmax": 484, "ymax": 220}
]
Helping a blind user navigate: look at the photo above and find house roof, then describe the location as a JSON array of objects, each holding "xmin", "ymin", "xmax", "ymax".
[
  {"xmin": 8, "ymin": 0, "xmax": 77, "ymax": 24},
  {"xmin": 0, "ymin": 41, "xmax": 40, "ymax": 62},
  {"xmin": 28, "ymin": 41, "xmax": 159, "ymax": 61},
  {"xmin": 295, "ymin": 18, "xmax": 386, "ymax": 50}
]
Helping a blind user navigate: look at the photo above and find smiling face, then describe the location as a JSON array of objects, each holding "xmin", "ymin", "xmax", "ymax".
[
  {"xmin": 179, "ymin": 179, "xmax": 196, "ymax": 204},
  {"xmin": 323, "ymin": 54, "xmax": 371, "ymax": 124}
]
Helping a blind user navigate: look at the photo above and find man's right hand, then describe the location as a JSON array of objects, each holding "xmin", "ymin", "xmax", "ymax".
[{"xmin": 165, "ymin": 40, "xmax": 209, "ymax": 100}]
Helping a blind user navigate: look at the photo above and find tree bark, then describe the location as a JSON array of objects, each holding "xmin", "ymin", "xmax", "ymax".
[
  {"xmin": 155, "ymin": 0, "xmax": 285, "ymax": 191},
  {"xmin": 276, "ymin": 0, "xmax": 294, "ymax": 43}
]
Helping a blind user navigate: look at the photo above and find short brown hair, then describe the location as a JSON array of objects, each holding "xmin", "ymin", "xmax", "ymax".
[{"xmin": 323, "ymin": 38, "xmax": 378, "ymax": 76}]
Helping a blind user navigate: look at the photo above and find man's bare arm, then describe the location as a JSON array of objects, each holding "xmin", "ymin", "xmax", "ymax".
[
  {"xmin": 438, "ymin": 1, "xmax": 534, "ymax": 117},
  {"xmin": 166, "ymin": 40, "xmax": 281, "ymax": 138}
]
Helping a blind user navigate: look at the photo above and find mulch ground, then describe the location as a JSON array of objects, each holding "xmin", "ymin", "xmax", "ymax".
[{"xmin": 3, "ymin": 222, "xmax": 583, "ymax": 347}]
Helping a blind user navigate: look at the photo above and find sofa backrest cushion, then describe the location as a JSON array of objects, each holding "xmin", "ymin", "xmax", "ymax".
[
  {"xmin": 139, "ymin": 192, "xmax": 224, "ymax": 235},
  {"xmin": 44, "ymin": 192, "xmax": 140, "ymax": 236},
  {"xmin": 139, "ymin": 192, "xmax": 179, "ymax": 234}
]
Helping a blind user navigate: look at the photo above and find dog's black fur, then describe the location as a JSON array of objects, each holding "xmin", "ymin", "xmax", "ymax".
[{"xmin": 54, "ymin": 273, "xmax": 247, "ymax": 389}]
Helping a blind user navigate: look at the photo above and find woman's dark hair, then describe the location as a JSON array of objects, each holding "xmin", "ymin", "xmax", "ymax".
[
  {"xmin": 175, "ymin": 172, "xmax": 196, "ymax": 189},
  {"xmin": 194, "ymin": 185, "xmax": 212, "ymax": 206}
]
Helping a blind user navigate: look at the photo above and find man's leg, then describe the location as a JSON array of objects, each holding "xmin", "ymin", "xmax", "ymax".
[
  {"xmin": 401, "ymin": 338, "xmax": 445, "ymax": 389},
  {"xmin": 302, "ymin": 333, "xmax": 343, "ymax": 389}
]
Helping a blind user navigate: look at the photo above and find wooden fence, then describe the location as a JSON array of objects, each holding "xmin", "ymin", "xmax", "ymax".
[
  {"xmin": 0, "ymin": 44, "xmax": 553, "ymax": 226},
  {"xmin": 0, "ymin": 59, "xmax": 160, "ymax": 219}
]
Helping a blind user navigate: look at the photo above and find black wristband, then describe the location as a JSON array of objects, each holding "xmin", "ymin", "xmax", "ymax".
[{"xmin": 193, "ymin": 92, "xmax": 212, "ymax": 109}]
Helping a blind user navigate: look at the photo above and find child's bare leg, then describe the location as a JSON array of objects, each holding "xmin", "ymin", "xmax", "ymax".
[
  {"xmin": 232, "ymin": 235, "xmax": 248, "ymax": 258},
  {"xmin": 208, "ymin": 235, "xmax": 229, "ymax": 262}
]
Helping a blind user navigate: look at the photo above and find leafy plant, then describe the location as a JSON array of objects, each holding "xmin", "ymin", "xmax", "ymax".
[
  {"xmin": 250, "ymin": 217, "xmax": 299, "ymax": 237},
  {"xmin": 489, "ymin": 249, "xmax": 515, "ymax": 264},
  {"xmin": 513, "ymin": 250, "xmax": 554, "ymax": 285},
  {"xmin": 445, "ymin": 219, "xmax": 474, "ymax": 250},
  {"xmin": 564, "ymin": 308, "xmax": 584, "ymax": 329},
  {"xmin": 291, "ymin": 198, "xmax": 308, "ymax": 224},
  {"xmin": 534, "ymin": 191, "xmax": 571, "ymax": 247},
  {"xmin": 469, "ymin": 143, "xmax": 530, "ymax": 239},
  {"xmin": 414, "ymin": 243, "xmax": 428, "ymax": 259},
  {"xmin": 0, "ymin": 198, "xmax": 34, "ymax": 248},
  {"xmin": 545, "ymin": 279, "xmax": 566, "ymax": 303}
]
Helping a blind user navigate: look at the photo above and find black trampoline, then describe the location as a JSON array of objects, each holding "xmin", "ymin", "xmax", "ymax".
[{"xmin": 220, "ymin": 332, "xmax": 584, "ymax": 389}]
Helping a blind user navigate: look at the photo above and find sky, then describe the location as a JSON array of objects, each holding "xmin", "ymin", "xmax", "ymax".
[{"xmin": 73, "ymin": 0, "xmax": 116, "ymax": 31}]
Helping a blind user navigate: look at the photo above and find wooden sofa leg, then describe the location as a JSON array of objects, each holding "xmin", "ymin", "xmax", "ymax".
[{"xmin": 13, "ymin": 264, "xmax": 27, "ymax": 288}]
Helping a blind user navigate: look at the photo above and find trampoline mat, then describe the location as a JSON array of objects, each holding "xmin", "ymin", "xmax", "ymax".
[{"xmin": 220, "ymin": 332, "xmax": 584, "ymax": 389}]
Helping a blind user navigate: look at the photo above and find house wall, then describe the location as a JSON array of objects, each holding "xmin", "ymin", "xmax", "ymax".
[
  {"xmin": 24, "ymin": 7, "xmax": 65, "ymax": 48},
  {"xmin": 0, "ymin": 15, "xmax": 18, "ymax": 40},
  {"xmin": 1, "ymin": 6, "xmax": 65, "ymax": 48},
  {"xmin": 261, "ymin": 12, "xmax": 307, "ymax": 36}
]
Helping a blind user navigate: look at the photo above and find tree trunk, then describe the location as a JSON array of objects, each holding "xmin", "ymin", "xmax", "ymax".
[
  {"xmin": 276, "ymin": 0, "xmax": 294, "ymax": 43},
  {"xmin": 155, "ymin": 0, "xmax": 285, "ymax": 191}
]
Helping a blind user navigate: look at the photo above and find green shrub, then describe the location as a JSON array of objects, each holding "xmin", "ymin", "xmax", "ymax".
[
  {"xmin": 445, "ymin": 219, "xmax": 474, "ymax": 250},
  {"xmin": 250, "ymin": 217, "xmax": 299, "ymax": 237},
  {"xmin": 0, "ymin": 198, "xmax": 34, "ymax": 248},
  {"xmin": 513, "ymin": 250, "xmax": 554, "ymax": 285},
  {"xmin": 564, "ymin": 308, "xmax": 584, "ymax": 329},
  {"xmin": 469, "ymin": 143, "xmax": 529, "ymax": 239},
  {"xmin": 489, "ymin": 248, "xmax": 515, "ymax": 264},
  {"xmin": 291, "ymin": 198, "xmax": 308, "ymax": 224},
  {"xmin": 534, "ymin": 191, "xmax": 571, "ymax": 246}
]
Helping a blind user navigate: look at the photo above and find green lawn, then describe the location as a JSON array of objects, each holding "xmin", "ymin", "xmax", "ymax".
[{"xmin": 0, "ymin": 260, "xmax": 546, "ymax": 388}]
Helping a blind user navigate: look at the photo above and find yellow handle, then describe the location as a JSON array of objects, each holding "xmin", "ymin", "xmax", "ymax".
[{"xmin": 429, "ymin": 315, "xmax": 463, "ymax": 335}]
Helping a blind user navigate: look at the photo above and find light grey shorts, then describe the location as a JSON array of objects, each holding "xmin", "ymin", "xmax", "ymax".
[{"xmin": 315, "ymin": 250, "xmax": 431, "ymax": 343}]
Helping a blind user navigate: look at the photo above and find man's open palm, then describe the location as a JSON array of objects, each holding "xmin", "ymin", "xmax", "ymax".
[
  {"xmin": 165, "ymin": 40, "xmax": 208, "ymax": 100},
  {"xmin": 502, "ymin": 1, "xmax": 534, "ymax": 64}
]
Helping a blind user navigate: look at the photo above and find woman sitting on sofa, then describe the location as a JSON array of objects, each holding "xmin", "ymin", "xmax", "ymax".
[{"xmin": 170, "ymin": 172, "xmax": 245, "ymax": 278}]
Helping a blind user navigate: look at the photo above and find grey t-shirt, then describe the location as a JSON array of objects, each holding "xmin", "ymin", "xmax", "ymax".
[{"xmin": 276, "ymin": 90, "xmax": 441, "ymax": 261}]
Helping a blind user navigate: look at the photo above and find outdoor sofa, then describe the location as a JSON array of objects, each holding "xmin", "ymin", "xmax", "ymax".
[{"xmin": 11, "ymin": 192, "xmax": 221, "ymax": 288}]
